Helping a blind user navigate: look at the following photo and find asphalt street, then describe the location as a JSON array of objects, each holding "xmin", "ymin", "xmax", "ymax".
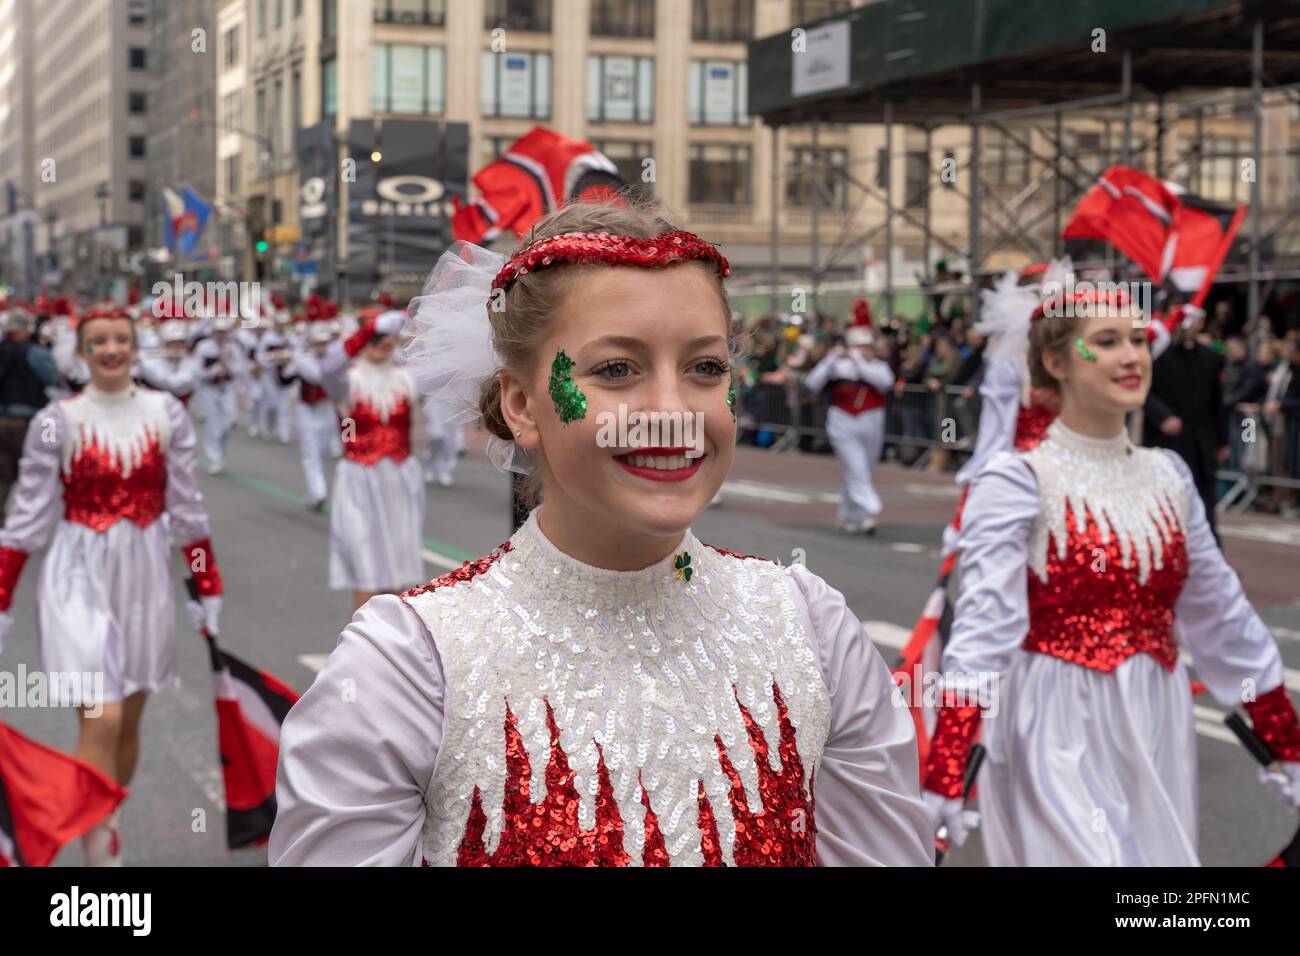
[{"xmin": 4, "ymin": 418, "xmax": 1299, "ymax": 866}]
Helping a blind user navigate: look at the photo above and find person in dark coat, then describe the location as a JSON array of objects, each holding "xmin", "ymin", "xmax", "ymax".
[
  {"xmin": 1142, "ymin": 314, "xmax": 1229, "ymax": 542},
  {"xmin": 1223, "ymin": 335, "xmax": 1270, "ymax": 472},
  {"xmin": 0, "ymin": 309, "xmax": 59, "ymax": 515}
]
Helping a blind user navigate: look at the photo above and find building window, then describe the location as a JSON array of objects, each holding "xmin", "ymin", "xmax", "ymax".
[
  {"xmin": 275, "ymin": 0, "xmax": 283, "ymax": 28},
  {"xmin": 591, "ymin": 0, "xmax": 653, "ymax": 37},
  {"xmin": 687, "ymin": 60, "xmax": 748, "ymax": 126},
  {"xmin": 481, "ymin": 50, "xmax": 551, "ymax": 118},
  {"xmin": 295, "ymin": 0, "xmax": 303, "ymax": 17},
  {"xmin": 587, "ymin": 55, "xmax": 653, "ymax": 124},
  {"xmin": 374, "ymin": 0, "xmax": 447, "ymax": 26},
  {"xmin": 983, "ymin": 127, "xmax": 1029, "ymax": 187},
  {"xmin": 322, "ymin": 58, "xmax": 338, "ymax": 116},
  {"xmin": 904, "ymin": 151, "xmax": 928, "ymax": 208},
  {"xmin": 484, "ymin": 0, "xmax": 551, "ymax": 32},
  {"xmin": 129, "ymin": 136, "xmax": 146, "ymax": 158},
  {"xmin": 225, "ymin": 154, "xmax": 242, "ymax": 196},
  {"xmin": 128, "ymin": 180, "xmax": 146, "ymax": 202},
  {"xmin": 255, "ymin": 86, "xmax": 267, "ymax": 147},
  {"xmin": 271, "ymin": 77, "xmax": 283, "ymax": 157},
  {"xmin": 691, "ymin": 0, "xmax": 752, "ymax": 42},
  {"xmin": 128, "ymin": 91, "xmax": 147, "ymax": 114},
  {"xmin": 222, "ymin": 91, "xmax": 243, "ymax": 132},
  {"xmin": 323, "ymin": 0, "xmax": 337, "ymax": 39},
  {"xmin": 785, "ymin": 146, "xmax": 847, "ymax": 209},
  {"xmin": 590, "ymin": 139, "xmax": 654, "ymax": 200},
  {"xmin": 128, "ymin": 47, "xmax": 147, "ymax": 70},
  {"xmin": 689, "ymin": 143, "xmax": 751, "ymax": 205},
  {"xmin": 223, "ymin": 26, "xmax": 241, "ymax": 69},
  {"xmin": 258, "ymin": 0, "xmax": 267, "ymax": 35},
  {"xmin": 791, "ymin": 0, "xmax": 850, "ymax": 24},
  {"xmin": 373, "ymin": 44, "xmax": 446, "ymax": 115},
  {"xmin": 290, "ymin": 70, "xmax": 301, "ymax": 137},
  {"xmin": 127, "ymin": 0, "xmax": 148, "ymax": 26}
]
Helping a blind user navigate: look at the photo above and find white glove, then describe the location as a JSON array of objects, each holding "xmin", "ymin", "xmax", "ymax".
[
  {"xmin": 1258, "ymin": 762, "xmax": 1300, "ymax": 809},
  {"xmin": 0, "ymin": 610, "xmax": 11, "ymax": 655},
  {"xmin": 185, "ymin": 595, "xmax": 222, "ymax": 636},
  {"xmin": 923, "ymin": 789, "xmax": 980, "ymax": 848},
  {"xmin": 374, "ymin": 309, "xmax": 405, "ymax": 337},
  {"xmin": 1179, "ymin": 303, "xmax": 1205, "ymax": 329}
]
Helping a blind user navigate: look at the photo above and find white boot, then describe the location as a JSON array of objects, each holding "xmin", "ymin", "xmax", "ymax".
[{"xmin": 83, "ymin": 808, "xmax": 124, "ymax": 866}]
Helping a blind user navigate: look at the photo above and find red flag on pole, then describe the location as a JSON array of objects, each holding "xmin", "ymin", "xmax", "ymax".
[{"xmin": 0, "ymin": 722, "xmax": 126, "ymax": 867}]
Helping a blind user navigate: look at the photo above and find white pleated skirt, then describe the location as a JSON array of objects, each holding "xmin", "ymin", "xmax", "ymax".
[
  {"xmin": 37, "ymin": 518, "xmax": 177, "ymax": 706},
  {"xmin": 328, "ymin": 456, "xmax": 426, "ymax": 592},
  {"xmin": 978, "ymin": 651, "xmax": 1199, "ymax": 866}
]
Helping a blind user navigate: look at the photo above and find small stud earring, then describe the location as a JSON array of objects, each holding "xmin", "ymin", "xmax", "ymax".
[{"xmin": 513, "ymin": 429, "xmax": 521, "ymax": 437}]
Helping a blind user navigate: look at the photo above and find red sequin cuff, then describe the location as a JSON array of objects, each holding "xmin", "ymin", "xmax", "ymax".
[
  {"xmin": 922, "ymin": 694, "xmax": 983, "ymax": 798},
  {"xmin": 1244, "ymin": 685, "xmax": 1300, "ymax": 762},
  {"xmin": 0, "ymin": 547, "xmax": 28, "ymax": 612},
  {"xmin": 181, "ymin": 539, "xmax": 224, "ymax": 597},
  {"xmin": 343, "ymin": 320, "xmax": 376, "ymax": 358}
]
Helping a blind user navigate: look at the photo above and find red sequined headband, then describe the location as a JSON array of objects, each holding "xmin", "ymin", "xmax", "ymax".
[
  {"xmin": 490, "ymin": 230, "xmax": 730, "ymax": 295},
  {"xmin": 1030, "ymin": 286, "xmax": 1131, "ymax": 322}
]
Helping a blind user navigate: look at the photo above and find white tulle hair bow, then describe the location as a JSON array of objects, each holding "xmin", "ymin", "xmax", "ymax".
[{"xmin": 404, "ymin": 240, "xmax": 534, "ymax": 475}]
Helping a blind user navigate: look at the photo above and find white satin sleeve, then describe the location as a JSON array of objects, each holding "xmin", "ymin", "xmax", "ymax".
[
  {"xmin": 941, "ymin": 453, "xmax": 1039, "ymax": 680},
  {"xmin": 0, "ymin": 402, "xmax": 64, "ymax": 552},
  {"xmin": 955, "ymin": 358, "xmax": 1024, "ymax": 487},
  {"xmin": 802, "ymin": 351, "xmax": 839, "ymax": 394},
  {"xmin": 316, "ymin": 340, "xmax": 353, "ymax": 403},
  {"xmin": 848, "ymin": 354, "xmax": 896, "ymax": 392},
  {"xmin": 785, "ymin": 562, "xmax": 934, "ymax": 866},
  {"xmin": 162, "ymin": 395, "xmax": 213, "ymax": 547},
  {"xmin": 269, "ymin": 594, "xmax": 444, "ymax": 866},
  {"xmin": 1167, "ymin": 450, "xmax": 1286, "ymax": 705},
  {"xmin": 139, "ymin": 355, "xmax": 199, "ymax": 396}
]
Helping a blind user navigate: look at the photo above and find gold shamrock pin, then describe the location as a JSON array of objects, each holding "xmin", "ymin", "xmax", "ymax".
[{"xmin": 672, "ymin": 551, "xmax": 693, "ymax": 583}]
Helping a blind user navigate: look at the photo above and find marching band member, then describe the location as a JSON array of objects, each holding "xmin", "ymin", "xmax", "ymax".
[
  {"xmin": 193, "ymin": 314, "xmax": 246, "ymax": 474},
  {"xmin": 804, "ymin": 302, "xmax": 894, "ymax": 535},
  {"xmin": 0, "ymin": 305, "xmax": 224, "ymax": 865},
  {"xmin": 921, "ymin": 290, "xmax": 1300, "ymax": 865},
  {"xmin": 270, "ymin": 202, "xmax": 932, "ymax": 868}
]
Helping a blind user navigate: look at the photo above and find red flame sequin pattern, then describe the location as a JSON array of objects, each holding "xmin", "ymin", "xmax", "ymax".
[
  {"xmin": 62, "ymin": 435, "xmax": 167, "ymax": 531},
  {"xmin": 456, "ymin": 681, "xmax": 816, "ymax": 867},
  {"xmin": 1023, "ymin": 505, "xmax": 1188, "ymax": 671},
  {"xmin": 342, "ymin": 399, "xmax": 411, "ymax": 465}
]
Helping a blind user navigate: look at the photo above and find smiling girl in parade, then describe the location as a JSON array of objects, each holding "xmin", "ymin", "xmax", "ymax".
[
  {"xmin": 308, "ymin": 307, "xmax": 424, "ymax": 612},
  {"xmin": 0, "ymin": 306, "xmax": 224, "ymax": 865},
  {"xmin": 920, "ymin": 290, "xmax": 1300, "ymax": 865},
  {"xmin": 270, "ymin": 203, "xmax": 932, "ymax": 867}
]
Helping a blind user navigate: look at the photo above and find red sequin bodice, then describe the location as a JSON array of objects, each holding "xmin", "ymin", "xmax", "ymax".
[
  {"xmin": 342, "ymin": 399, "xmax": 411, "ymax": 465},
  {"xmin": 62, "ymin": 437, "xmax": 167, "ymax": 532},
  {"xmin": 1024, "ymin": 506, "xmax": 1188, "ymax": 672},
  {"xmin": 1014, "ymin": 402, "xmax": 1057, "ymax": 451}
]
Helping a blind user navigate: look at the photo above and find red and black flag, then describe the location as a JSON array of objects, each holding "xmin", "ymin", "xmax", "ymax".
[
  {"xmin": 892, "ymin": 548, "xmax": 959, "ymax": 766},
  {"xmin": 208, "ymin": 638, "xmax": 299, "ymax": 849},
  {"xmin": 452, "ymin": 127, "xmax": 626, "ymax": 244},
  {"xmin": 188, "ymin": 579, "xmax": 300, "ymax": 850},
  {"xmin": 1063, "ymin": 165, "xmax": 1245, "ymax": 307},
  {"xmin": 0, "ymin": 721, "xmax": 125, "ymax": 867}
]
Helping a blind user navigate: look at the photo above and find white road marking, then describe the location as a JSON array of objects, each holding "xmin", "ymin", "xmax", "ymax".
[
  {"xmin": 901, "ymin": 482, "xmax": 962, "ymax": 501},
  {"xmin": 890, "ymin": 543, "xmax": 930, "ymax": 554},
  {"xmin": 720, "ymin": 478, "xmax": 840, "ymax": 505},
  {"xmin": 422, "ymin": 547, "xmax": 460, "ymax": 570},
  {"xmin": 1270, "ymin": 625, "xmax": 1300, "ymax": 642},
  {"xmin": 1219, "ymin": 522, "xmax": 1300, "ymax": 548},
  {"xmin": 298, "ymin": 653, "xmax": 329, "ymax": 674}
]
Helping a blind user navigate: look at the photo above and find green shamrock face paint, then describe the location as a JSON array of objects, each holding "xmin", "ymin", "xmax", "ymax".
[
  {"xmin": 547, "ymin": 349, "xmax": 587, "ymax": 424},
  {"xmin": 726, "ymin": 382, "xmax": 736, "ymax": 421},
  {"xmin": 1074, "ymin": 337, "xmax": 1098, "ymax": 362}
]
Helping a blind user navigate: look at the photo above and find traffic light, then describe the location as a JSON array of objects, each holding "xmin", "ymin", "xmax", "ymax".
[{"xmin": 255, "ymin": 239, "xmax": 269, "ymax": 253}]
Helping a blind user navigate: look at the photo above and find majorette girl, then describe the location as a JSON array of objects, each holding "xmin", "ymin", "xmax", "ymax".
[
  {"xmin": 269, "ymin": 203, "xmax": 933, "ymax": 867},
  {"xmin": 0, "ymin": 306, "xmax": 224, "ymax": 865},
  {"xmin": 921, "ymin": 290, "xmax": 1300, "ymax": 864},
  {"xmin": 313, "ymin": 307, "xmax": 424, "ymax": 611}
]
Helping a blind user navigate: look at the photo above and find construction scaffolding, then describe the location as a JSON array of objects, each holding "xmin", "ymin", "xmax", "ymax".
[{"xmin": 746, "ymin": 0, "xmax": 1300, "ymax": 325}]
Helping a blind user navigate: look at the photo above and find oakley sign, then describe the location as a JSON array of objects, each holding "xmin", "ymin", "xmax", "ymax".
[{"xmin": 361, "ymin": 174, "xmax": 449, "ymax": 217}]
